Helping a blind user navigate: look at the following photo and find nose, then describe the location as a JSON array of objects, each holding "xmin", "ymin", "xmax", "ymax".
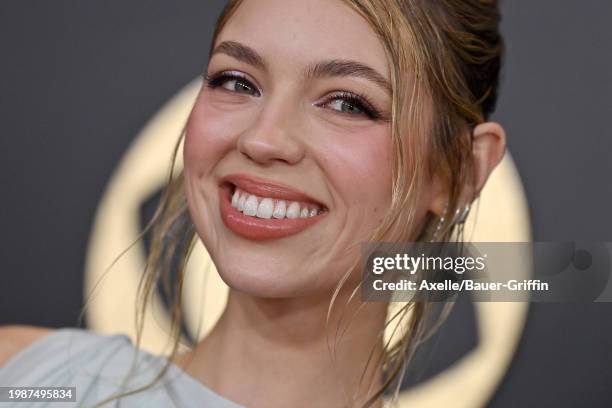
[{"xmin": 236, "ymin": 98, "xmax": 305, "ymax": 166}]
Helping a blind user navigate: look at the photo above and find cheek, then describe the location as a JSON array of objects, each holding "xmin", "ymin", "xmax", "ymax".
[
  {"xmin": 183, "ymin": 90, "xmax": 249, "ymax": 175},
  {"xmin": 317, "ymin": 124, "xmax": 393, "ymax": 215}
]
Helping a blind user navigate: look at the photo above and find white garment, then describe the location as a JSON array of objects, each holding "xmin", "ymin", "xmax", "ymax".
[{"xmin": 0, "ymin": 328, "xmax": 245, "ymax": 408}]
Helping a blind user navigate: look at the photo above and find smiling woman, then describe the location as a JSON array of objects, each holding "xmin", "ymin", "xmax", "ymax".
[{"xmin": 0, "ymin": 0, "xmax": 505, "ymax": 407}]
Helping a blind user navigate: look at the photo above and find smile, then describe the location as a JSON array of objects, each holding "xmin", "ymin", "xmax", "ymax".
[
  {"xmin": 231, "ymin": 188, "xmax": 324, "ymax": 219},
  {"xmin": 219, "ymin": 174, "xmax": 328, "ymax": 240}
]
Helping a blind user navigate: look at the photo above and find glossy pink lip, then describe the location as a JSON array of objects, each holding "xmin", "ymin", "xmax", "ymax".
[
  {"xmin": 218, "ymin": 174, "xmax": 328, "ymax": 241},
  {"xmin": 221, "ymin": 174, "xmax": 326, "ymax": 207}
]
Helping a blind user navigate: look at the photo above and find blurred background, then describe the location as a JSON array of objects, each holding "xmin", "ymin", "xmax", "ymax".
[{"xmin": 0, "ymin": 1, "xmax": 611, "ymax": 407}]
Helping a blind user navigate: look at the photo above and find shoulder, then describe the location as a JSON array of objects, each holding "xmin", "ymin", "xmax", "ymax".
[
  {"xmin": 0, "ymin": 326, "xmax": 138, "ymax": 387},
  {"xmin": 0, "ymin": 325, "xmax": 52, "ymax": 367},
  {"xmin": 0, "ymin": 327, "xmax": 246, "ymax": 407}
]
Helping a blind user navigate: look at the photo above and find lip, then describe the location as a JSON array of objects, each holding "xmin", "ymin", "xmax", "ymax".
[
  {"xmin": 218, "ymin": 174, "xmax": 328, "ymax": 241},
  {"xmin": 221, "ymin": 174, "xmax": 326, "ymax": 207}
]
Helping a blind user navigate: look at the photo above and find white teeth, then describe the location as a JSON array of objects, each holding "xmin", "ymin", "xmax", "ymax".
[
  {"xmin": 232, "ymin": 188, "xmax": 323, "ymax": 220},
  {"xmin": 256, "ymin": 198, "xmax": 274, "ymax": 219},
  {"xmin": 244, "ymin": 195, "xmax": 259, "ymax": 216},
  {"xmin": 237, "ymin": 193, "xmax": 246, "ymax": 211},
  {"xmin": 231, "ymin": 190, "xmax": 240, "ymax": 208},
  {"xmin": 272, "ymin": 200, "xmax": 287, "ymax": 219},
  {"xmin": 286, "ymin": 202, "xmax": 301, "ymax": 219}
]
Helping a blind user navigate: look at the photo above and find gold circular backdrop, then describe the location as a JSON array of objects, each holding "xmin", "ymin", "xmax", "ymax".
[{"xmin": 85, "ymin": 79, "xmax": 532, "ymax": 407}]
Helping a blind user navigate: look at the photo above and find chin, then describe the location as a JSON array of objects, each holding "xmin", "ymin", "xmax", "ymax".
[
  {"xmin": 212, "ymin": 256, "xmax": 327, "ymax": 299},
  {"xmin": 203, "ymin": 231, "xmax": 349, "ymax": 299}
]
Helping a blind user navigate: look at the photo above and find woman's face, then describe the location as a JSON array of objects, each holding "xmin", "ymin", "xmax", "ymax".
[{"xmin": 184, "ymin": 0, "xmax": 410, "ymax": 297}]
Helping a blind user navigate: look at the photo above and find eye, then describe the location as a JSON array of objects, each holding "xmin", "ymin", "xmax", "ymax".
[
  {"xmin": 327, "ymin": 99, "xmax": 366, "ymax": 115},
  {"xmin": 204, "ymin": 71, "xmax": 261, "ymax": 97},
  {"xmin": 318, "ymin": 91, "xmax": 384, "ymax": 121}
]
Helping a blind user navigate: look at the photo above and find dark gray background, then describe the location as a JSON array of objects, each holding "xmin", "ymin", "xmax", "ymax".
[{"xmin": 1, "ymin": 1, "xmax": 610, "ymax": 407}]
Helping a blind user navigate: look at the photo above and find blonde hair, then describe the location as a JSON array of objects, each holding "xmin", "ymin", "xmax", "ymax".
[{"xmin": 94, "ymin": 0, "xmax": 503, "ymax": 406}]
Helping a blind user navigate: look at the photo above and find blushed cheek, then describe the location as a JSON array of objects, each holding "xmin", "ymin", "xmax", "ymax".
[
  {"xmin": 360, "ymin": 133, "xmax": 393, "ymax": 205},
  {"xmin": 317, "ymin": 125, "xmax": 393, "ymax": 214},
  {"xmin": 184, "ymin": 95, "xmax": 239, "ymax": 178}
]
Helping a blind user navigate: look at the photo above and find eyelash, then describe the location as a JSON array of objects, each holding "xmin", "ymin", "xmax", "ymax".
[
  {"xmin": 203, "ymin": 71, "xmax": 385, "ymax": 121},
  {"xmin": 318, "ymin": 91, "xmax": 383, "ymax": 121},
  {"xmin": 204, "ymin": 71, "xmax": 261, "ymax": 96}
]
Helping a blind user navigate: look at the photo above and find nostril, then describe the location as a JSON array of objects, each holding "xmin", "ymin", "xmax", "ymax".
[
  {"xmin": 240, "ymin": 149, "xmax": 289, "ymax": 165},
  {"xmin": 239, "ymin": 151, "xmax": 253, "ymax": 161},
  {"xmin": 237, "ymin": 133, "xmax": 305, "ymax": 166}
]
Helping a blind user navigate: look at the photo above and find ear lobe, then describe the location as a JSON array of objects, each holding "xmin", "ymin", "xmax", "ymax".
[
  {"xmin": 471, "ymin": 121, "xmax": 506, "ymax": 197},
  {"xmin": 429, "ymin": 187, "xmax": 448, "ymax": 217}
]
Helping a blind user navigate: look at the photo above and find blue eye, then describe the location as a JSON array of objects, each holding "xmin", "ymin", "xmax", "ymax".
[
  {"xmin": 326, "ymin": 99, "xmax": 366, "ymax": 115},
  {"xmin": 205, "ymin": 72, "xmax": 261, "ymax": 97},
  {"xmin": 221, "ymin": 78, "xmax": 257, "ymax": 95},
  {"xmin": 319, "ymin": 91, "xmax": 383, "ymax": 120}
]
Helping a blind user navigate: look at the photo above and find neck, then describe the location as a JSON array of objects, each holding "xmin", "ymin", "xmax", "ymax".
[{"xmin": 177, "ymin": 287, "xmax": 388, "ymax": 408}]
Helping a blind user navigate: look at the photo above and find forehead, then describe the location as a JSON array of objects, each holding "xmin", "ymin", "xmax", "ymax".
[{"xmin": 215, "ymin": 0, "xmax": 389, "ymax": 79}]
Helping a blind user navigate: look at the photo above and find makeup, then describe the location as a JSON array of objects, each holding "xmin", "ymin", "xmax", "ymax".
[{"xmin": 219, "ymin": 174, "xmax": 328, "ymax": 240}]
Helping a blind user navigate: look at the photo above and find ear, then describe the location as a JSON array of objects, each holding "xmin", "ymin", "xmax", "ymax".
[
  {"xmin": 428, "ymin": 121, "xmax": 506, "ymax": 216},
  {"xmin": 470, "ymin": 121, "xmax": 506, "ymax": 198}
]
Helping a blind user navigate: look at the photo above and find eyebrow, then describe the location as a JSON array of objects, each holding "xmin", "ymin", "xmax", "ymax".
[
  {"xmin": 211, "ymin": 40, "xmax": 391, "ymax": 95},
  {"xmin": 212, "ymin": 40, "xmax": 267, "ymax": 70},
  {"xmin": 306, "ymin": 60, "xmax": 391, "ymax": 95}
]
